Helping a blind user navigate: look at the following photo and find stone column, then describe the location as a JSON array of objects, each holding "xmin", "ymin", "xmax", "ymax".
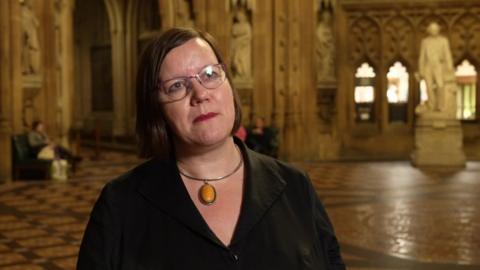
[
  {"xmin": 272, "ymin": 0, "xmax": 287, "ymax": 157},
  {"xmin": 0, "ymin": 0, "xmax": 12, "ymax": 183},
  {"xmin": 56, "ymin": 0, "xmax": 75, "ymax": 147},
  {"xmin": 277, "ymin": 0, "xmax": 318, "ymax": 160},
  {"xmin": 105, "ymin": 0, "xmax": 127, "ymax": 137},
  {"xmin": 251, "ymin": 0, "xmax": 273, "ymax": 123},
  {"xmin": 11, "ymin": 0, "xmax": 24, "ymax": 134}
]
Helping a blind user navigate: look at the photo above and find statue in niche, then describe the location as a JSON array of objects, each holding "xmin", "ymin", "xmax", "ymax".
[
  {"xmin": 175, "ymin": 0, "xmax": 194, "ymax": 28},
  {"xmin": 315, "ymin": 9, "xmax": 335, "ymax": 83},
  {"xmin": 21, "ymin": 0, "xmax": 41, "ymax": 75},
  {"xmin": 230, "ymin": 9, "xmax": 252, "ymax": 81},
  {"xmin": 416, "ymin": 22, "xmax": 456, "ymax": 117}
]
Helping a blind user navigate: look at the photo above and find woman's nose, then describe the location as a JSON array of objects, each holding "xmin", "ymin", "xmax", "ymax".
[{"xmin": 190, "ymin": 78, "xmax": 209, "ymax": 104}]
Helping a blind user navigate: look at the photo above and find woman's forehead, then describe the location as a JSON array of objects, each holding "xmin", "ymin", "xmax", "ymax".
[{"xmin": 162, "ymin": 38, "xmax": 217, "ymax": 73}]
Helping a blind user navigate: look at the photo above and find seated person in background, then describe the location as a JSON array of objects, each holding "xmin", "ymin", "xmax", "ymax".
[
  {"xmin": 246, "ymin": 117, "xmax": 278, "ymax": 157},
  {"xmin": 28, "ymin": 120, "xmax": 81, "ymax": 162}
]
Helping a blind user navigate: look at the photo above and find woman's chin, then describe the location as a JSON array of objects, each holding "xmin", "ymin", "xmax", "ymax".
[{"xmin": 190, "ymin": 131, "xmax": 231, "ymax": 147}]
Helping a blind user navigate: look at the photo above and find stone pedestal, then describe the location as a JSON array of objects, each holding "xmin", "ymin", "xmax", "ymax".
[
  {"xmin": 22, "ymin": 75, "xmax": 42, "ymax": 128},
  {"xmin": 411, "ymin": 117, "xmax": 466, "ymax": 167}
]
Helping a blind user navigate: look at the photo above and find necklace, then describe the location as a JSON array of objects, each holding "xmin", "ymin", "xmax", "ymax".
[{"xmin": 178, "ymin": 147, "xmax": 243, "ymax": 205}]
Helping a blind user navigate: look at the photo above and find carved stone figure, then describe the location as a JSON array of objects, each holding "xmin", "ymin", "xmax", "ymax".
[
  {"xmin": 315, "ymin": 10, "xmax": 335, "ymax": 82},
  {"xmin": 175, "ymin": 0, "xmax": 194, "ymax": 28},
  {"xmin": 21, "ymin": 0, "xmax": 41, "ymax": 75},
  {"xmin": 417, "ymin": 22, "xmax": 456, "ymax": 115},
  {"xmin": 230, "ymin": 9, "xmax": 252, "ymax": 80}
]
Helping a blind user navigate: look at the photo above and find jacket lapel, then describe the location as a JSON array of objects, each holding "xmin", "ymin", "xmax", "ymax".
[
  {"xmin": 136, "ymin": 158, "xmax": 224, "ymax": 247},
  {"xmin": 136, "ymin": 139, "xmax": 287, "ymax": 248},
  {"xmin": 231, "ymin": 140, "xmax": 287, "ymax": 245}
]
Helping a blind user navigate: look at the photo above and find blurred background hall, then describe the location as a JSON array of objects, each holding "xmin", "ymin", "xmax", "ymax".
[{"xmin": 0, "ymin": 0, "xmax": 479, "ymax": 269}]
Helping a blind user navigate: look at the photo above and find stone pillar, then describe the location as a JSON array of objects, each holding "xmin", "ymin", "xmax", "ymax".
[
  {"xmin": 278, "ymin": 0, "xmax": 317, "ymax": 160},
  {"xmin": 57, "ymin": 0, "xmax": 75, "ymax": 146},
  {"xmin": 0, "ymin": 0, "xmax": 12, "ymax": 183},
  {"xmin": 11, "ymin": 0, "xmax": 24, "ymax": 134},
  {"xmin": 282, "ymin": 0, "xmax": 303, "ymax": 160},
  {"xmin": 251, "ymin": 0, "xmax": 273, "ymax": 124},
  {"xmin": 105, "ymin": 0, "xmax": 127, "ymax": 137},
  {"xmin": 272, "ymin": 0, "xmax": 287, "ymax": 157},
  {"xmin": 412, "ymin": 117, "xmax": 466, "ymax": 167}
]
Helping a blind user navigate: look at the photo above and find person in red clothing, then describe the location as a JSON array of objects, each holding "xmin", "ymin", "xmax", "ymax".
[{"xmin": 234, "ymin": 125, "xmax": 247, "ymax": 141}]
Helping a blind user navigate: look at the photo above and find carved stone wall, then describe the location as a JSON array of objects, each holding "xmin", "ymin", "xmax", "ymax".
[
  {"xmin": 338, "ymin": 0, "xmax": 480, "ymax": 159},
  {"xmin": 346, "ymin": 3, "xmax": 480, "ymax": 67}
]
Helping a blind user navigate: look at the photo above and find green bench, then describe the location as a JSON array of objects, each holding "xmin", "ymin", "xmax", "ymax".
[{"xmin": 12, "ymin": 134, "xmax": 51, "ymax": 180}]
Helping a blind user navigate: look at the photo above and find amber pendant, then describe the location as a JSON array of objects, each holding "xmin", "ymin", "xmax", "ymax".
[{"xmin": 199, "ymin": 181, "xmax": 216, "ymax": 205}]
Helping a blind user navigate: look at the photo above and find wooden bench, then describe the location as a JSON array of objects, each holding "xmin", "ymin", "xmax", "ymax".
[{"xmin": 12, "ymin": 134, "xmax": 51, "ymax": 180}]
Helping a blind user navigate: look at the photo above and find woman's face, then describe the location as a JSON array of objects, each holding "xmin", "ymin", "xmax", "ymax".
[
  {"xmin": 36, "ymin": 123, "xmax": 45, "ymax": 132},
  {"xmin": 159, "ymin": 38, "xmax": 235, "ymax": 149}
]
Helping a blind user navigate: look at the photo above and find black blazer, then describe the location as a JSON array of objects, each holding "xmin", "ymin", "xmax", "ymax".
[{"xmin": 77, "ymin": 140, "xmax": 345, "ymax": 270}]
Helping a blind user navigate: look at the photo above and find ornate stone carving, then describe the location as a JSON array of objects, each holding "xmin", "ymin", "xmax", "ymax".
[
  {"xmin": 175, "ymin": 0, "xmax": 194, "ymax": 28},
  {"xmin": 21, "ymin": 0, "xmax": 41, "ymax": 75},
  {"xmin": 344, "ymin": 3, "xmax": 480, "ymax": 120},
  {"xmin": 384, "ymin": 15, "xmax": 415, "ymax": 65},
  {"xmin": 349, "ymin": 16, "xmax": 381, "ymax": 65},
  {"xmin": 316, "ymin": 9, "xmax": 336, "ymax": 83},
  {"xmin": 230, "ymin": 8, "xmax": 252, "ymax": 83},
  {"xmin": 450, "ymin": 12, "xmax": 480, "ymax": 64}
]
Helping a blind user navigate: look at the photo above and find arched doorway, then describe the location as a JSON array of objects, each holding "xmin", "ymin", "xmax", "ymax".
[{"xmin": 73, "ymin": 0, "xmax": 113, "ymax": 134}]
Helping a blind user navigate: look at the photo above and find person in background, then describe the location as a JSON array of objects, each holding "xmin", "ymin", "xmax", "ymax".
[
  {"xmin": 234, "ymin": 124, "xmax": 247, "ymax": 141},
  {"xmin": 77, "ymin": 27, "xmax": 345, "ymax": 270},
  {"xmin": 246, "ymin": 117, "xmax": 277, "ymax": 157},
  {"xmin": 28, "ymin": 120, "xmax": 81, "ymax": 162}
]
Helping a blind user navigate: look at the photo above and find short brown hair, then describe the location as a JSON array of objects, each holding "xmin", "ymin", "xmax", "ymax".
[{"xmin": 136, "ymin": 27, "xmax": 242, "ymax": 159}]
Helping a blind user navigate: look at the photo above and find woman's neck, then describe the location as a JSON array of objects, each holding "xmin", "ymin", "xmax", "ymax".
[{"xmin": 175, "ymin": 137, "xmax": 241, "ymax": 179}]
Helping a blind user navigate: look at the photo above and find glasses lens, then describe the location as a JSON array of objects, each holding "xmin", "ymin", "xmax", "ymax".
[
  {"xmin": 161, "ymin": 79, "xmax": 189, "ymax": 101},
  {"xmin": 198, "ymin": 64, "xmax": 225, "ymax": 89}
]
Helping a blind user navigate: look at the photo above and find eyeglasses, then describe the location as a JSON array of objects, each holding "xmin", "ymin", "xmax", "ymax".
[{"xmin": 158, "ymin": 63, "xmax": 226, "ymax": 102}]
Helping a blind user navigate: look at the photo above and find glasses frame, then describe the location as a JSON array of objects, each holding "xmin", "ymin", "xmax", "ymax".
[{"xmin": 157, "ymin": 63, "xmax": 227, "ymax": 103}]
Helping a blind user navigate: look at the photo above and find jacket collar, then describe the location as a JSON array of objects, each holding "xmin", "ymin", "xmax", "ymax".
[{"xmin": 136, "ymin": 137, "xmax": 286, "ymax": 248}]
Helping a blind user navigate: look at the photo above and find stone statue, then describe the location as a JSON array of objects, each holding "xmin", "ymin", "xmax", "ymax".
[
  {"xmin": 315, "ymin": 10, "xmax": 335, "ymax": 83},
  {"xmin": 175, "ymin": 0, "xmax": 194, "ymax": 28},
  {"xmin": 21, "ymin": 0, "xmax": 41, "ymax": 75},
  {"xmin": 230, "ymin": 9, "xmax": 252, "ymax": 80},
  {"xmin": 416, "ymin": 22, "xmax": 456, "ymax": 116}
]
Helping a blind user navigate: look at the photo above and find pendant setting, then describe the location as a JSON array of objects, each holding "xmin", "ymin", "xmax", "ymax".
[
  {"xmin": 178, "ymin": 146, "xmax": 243, "ymax": 206},
  {"xmin": 199, "ymin": 181, "xmax": 216, "ymax": 205}
]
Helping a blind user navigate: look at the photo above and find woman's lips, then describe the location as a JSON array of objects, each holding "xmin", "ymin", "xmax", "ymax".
[{"xmin": 193, "ymin": 112, "xmax": 218, "ymax": 123}]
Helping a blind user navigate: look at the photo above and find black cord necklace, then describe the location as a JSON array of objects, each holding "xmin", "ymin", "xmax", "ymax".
[{"xmin": 178, "ymin": 147, "xmax": 243, "ymax": 205}]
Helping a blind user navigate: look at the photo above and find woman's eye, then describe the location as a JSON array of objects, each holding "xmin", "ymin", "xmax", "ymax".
[
  {"xmin": 167, "ymin": 81, "xmax": 185, "ymax": 93},
  {"xmin": 203, "ymin": 70, "xmax": 219, "ymax": 80}
]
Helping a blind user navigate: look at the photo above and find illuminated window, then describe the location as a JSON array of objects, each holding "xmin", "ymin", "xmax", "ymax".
[
  {"xmin": 354, "ymin": 63, "xmax": 376, "ymax": 122},
  {"xmin": 455, "ymin": 60, "xmax": 477, "ymax": 120},
  {"xmin": 387, "ymin": 62, "xmax": 409, "ymax": 103},
  {"xmin": 386, "ymin": 62, "xmax": 409, "ymax": 122}
]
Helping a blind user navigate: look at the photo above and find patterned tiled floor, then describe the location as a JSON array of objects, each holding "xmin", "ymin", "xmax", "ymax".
[{"xmin": 1, "ymin": 151, "xmax": 479, "ymax": 269}]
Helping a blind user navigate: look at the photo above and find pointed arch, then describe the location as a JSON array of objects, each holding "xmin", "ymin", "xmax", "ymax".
[
  {"xmin": 455, "ymin": 59, "xmax": 477, "ymax": 120},
  {"xmin": 354, "ymin": 61, "xmax": 377, "ymax": 123},
  {"xmin": 349, "ymin": 16, "xmax": 381, "ymax": 66}
]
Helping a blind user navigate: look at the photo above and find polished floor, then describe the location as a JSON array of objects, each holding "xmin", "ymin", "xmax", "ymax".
[{"xmin": 0, "ymin": 150, "xmax": 479, "ymax": 269}]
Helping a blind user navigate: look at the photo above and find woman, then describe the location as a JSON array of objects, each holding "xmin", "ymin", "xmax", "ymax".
[{"xmin": 77, "ymin": 28, "xmax": 345, "ymax": 269}]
